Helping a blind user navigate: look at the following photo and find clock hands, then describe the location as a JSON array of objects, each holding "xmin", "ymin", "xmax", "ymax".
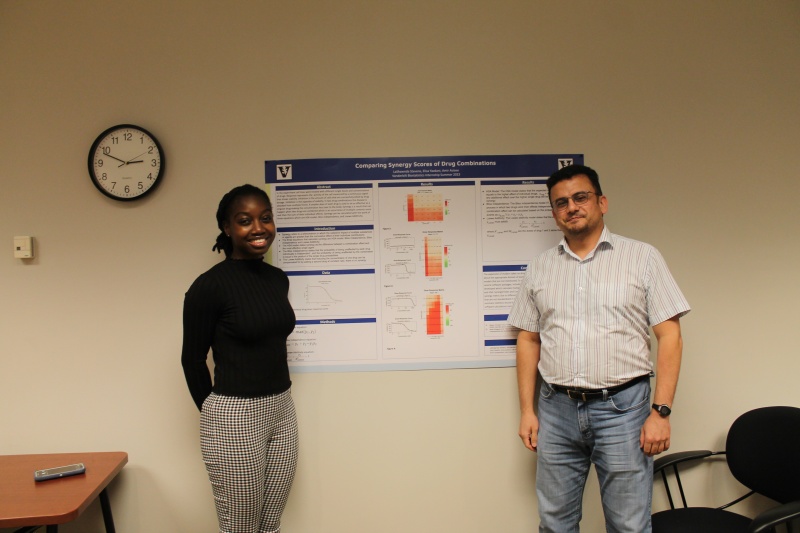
[
  {"xmin": 124, "ymin": 151, "xmax": 148, "ymax": 165},
  {"xmin": 104, "ymin": 153, "xmax": 127, "ymax": 166},
  {"xmin": 103, "ymin": 151, "xmax": 146, "ymax": 168}
]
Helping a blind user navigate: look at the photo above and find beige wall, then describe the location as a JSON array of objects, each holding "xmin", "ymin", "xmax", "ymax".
[{"xmin": 1, "ymin": 1, "xmax": 799, "ymax": 531}]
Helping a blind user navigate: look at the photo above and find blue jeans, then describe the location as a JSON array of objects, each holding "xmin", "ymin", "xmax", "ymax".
[{"xmin": 536, "ymin": 379, "xmax": 653, "ymax": 533}]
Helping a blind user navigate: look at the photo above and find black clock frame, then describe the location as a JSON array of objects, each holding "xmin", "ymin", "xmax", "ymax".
[{"xmin": 88, "ymin": 124, "xmax": 165, "ymax": 201}]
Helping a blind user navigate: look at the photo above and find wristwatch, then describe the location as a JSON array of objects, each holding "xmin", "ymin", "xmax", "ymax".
[{"xmin": 652, "ymin": 403, "xmax": 672, "ymax": 417}]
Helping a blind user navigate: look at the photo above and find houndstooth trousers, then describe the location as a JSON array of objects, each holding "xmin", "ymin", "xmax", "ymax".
[{"xmin": 200, "ymin": 390, "xmax": 299, "ymax": 533}]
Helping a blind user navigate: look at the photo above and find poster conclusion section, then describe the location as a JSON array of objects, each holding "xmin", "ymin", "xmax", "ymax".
[{"xmin": 265, "ymin": 154, "xmax": 583, "ymax": 372}]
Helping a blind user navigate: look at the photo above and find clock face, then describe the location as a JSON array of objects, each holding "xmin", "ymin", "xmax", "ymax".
[{"xmin": 88, "ymin": 124, "xmax": 164, "ymax": 201}]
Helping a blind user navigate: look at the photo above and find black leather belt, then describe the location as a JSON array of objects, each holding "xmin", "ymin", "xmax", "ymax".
[{"xmin": 549, "ymin": 374, "xmax": 650, "ymax": 401}]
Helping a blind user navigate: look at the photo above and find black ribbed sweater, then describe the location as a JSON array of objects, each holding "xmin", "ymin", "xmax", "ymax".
[{"xmin": 181, "ymin": 258, "xmax": 296, "ymax": 411}]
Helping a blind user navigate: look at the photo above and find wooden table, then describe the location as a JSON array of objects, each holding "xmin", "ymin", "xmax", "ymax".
[{"xmin": 0, "ymin": 451, "xmax": 128, "ymax": 533}]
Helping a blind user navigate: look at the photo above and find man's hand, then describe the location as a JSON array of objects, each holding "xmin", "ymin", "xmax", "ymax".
[
  {"xmin": 519, "ymin": 411, "xmax": 540, "ymax": 452},
  {"xmin": 640, "ymin": 410, "xmax": 671, "ymax": 456}
]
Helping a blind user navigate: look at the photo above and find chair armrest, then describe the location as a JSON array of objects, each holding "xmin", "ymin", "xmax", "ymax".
[
  {"xmin": 654, "ymin": 450, "xmax": 714, "ymax": 473},
  {"xmin": 749, "ymin": 500, "xmax": 800, "ymax": 533}
]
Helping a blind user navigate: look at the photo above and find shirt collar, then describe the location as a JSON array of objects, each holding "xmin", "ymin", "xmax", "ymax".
[{"xmin": 558, "ymin": 226, "xmax": 614, "ymax": 260}]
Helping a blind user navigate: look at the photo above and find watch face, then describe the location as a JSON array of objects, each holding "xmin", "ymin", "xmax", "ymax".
[
  {"xmin": 654, "ymin": 404, "xmax": 671, "ymax": 416},
  {"xmin": 88, "ymin": 124, "xmax": 164, "ymax": 201}
]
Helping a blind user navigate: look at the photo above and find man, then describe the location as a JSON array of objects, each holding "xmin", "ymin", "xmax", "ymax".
[{"xmin": 508, "ymin": 164, "xmax": 690, "ymax": 532}]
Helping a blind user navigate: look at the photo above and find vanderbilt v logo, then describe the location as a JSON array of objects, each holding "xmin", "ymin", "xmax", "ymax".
[{"xmin": 277, "ymin": 165, "xmax": 292, "ymax": 180}]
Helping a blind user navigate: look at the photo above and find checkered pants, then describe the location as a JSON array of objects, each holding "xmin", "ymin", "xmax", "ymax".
[{"xmin": 200, "ymin": 390, "xmax": 299, "ymax": 533}]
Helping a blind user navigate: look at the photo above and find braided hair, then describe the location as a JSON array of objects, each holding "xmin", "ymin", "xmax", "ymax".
[{"xmin": 212, "ymin": 184, "xmax": 273, "ymax": 257}]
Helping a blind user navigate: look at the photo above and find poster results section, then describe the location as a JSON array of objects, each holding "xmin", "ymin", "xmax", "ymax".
[
  {"xmin": 378, "ymin": 181, "xmax": 480, "ymax": 361},
  {"xmin": 265, "ymin": 154, "xmax": 583, "ymax": 372}
]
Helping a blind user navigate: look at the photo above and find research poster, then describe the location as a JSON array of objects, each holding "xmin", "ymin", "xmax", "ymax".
[{"xmin": 264, "ymin": 154, "xmax": 583, "ymax": 372}]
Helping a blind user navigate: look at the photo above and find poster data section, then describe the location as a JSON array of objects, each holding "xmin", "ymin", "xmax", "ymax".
[{"xmin": 265, "ymin": 154, "xmax": 583, "ymax": 373}]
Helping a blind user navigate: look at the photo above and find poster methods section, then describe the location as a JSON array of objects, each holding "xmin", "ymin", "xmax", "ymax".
[{"xmin": 265, "ymin": 154, "xmax": 583, "ymax": 372}]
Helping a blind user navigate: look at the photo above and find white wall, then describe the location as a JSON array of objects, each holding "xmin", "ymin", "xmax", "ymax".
[{"xmin": 1, "ymin": 1, "xmax": 799, "ymax": 532}]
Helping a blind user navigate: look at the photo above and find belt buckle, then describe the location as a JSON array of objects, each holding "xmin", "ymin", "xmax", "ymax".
[{"xmin": 566, "ymin": 389, "xmax": 587, "ymax": 401}]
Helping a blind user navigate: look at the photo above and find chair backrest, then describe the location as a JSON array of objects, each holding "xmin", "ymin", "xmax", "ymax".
[{"xmin": 725, "ymin": 406, "xmax": 800, "ymax": 504}]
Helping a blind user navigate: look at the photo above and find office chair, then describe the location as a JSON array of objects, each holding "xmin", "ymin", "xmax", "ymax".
[{"xmin": 652, "ymin": 405, "xmax": 800, "ymax": 533}]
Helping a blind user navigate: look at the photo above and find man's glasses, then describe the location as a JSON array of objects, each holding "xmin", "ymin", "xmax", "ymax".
[{"xmin": 551, "ymin": 191, "xmax": 598, "ymax": 211}]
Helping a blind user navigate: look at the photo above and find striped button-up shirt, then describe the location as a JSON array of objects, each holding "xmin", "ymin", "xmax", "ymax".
[{"xmin": 508, "ymin": 227, "xmax": 690, "ymax": 389}]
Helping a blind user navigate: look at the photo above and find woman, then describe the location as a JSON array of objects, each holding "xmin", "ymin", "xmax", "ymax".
[{"xmin": 181, "ymin": 184, "xmax": 298, "ymax": 533}]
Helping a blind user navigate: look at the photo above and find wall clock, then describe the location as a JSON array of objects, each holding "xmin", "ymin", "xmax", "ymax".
[{"xmin": 88, "ymin": 124, "xmax": 165, "ymax": 201}]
